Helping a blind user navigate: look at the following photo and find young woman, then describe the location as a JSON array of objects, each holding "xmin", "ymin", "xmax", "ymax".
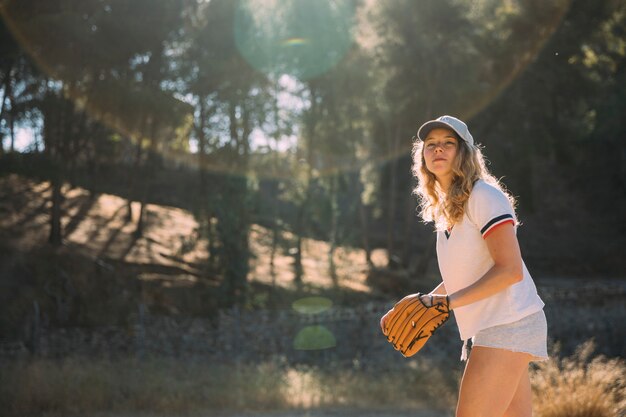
[{"xmin": 382, "ymin": 115, "xmax": 547, "ymax": 417}]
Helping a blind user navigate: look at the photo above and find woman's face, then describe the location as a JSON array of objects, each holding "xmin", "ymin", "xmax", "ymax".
[{"xmin": 422, "ymin": 127, "xmax": 459, "ymax": 184}]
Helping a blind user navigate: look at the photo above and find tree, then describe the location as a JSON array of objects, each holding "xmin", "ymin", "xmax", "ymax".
[
  {"xmin": 181, "ymin": 0, "xmax": 269, "ymax": 306},
  {"xmin": 2, "ymin": 0, "xmax": 193, "ymax": 243}
]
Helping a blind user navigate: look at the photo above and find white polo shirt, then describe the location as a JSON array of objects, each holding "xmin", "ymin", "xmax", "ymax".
[{"xmin": 436, "ymin": 180, "xmax": 544, "ymax": 341}]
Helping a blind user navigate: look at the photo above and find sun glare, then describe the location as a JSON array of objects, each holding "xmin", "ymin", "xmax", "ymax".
[
  {"xmin": 283, "ymin": 37, "xmax": 309, "ymax": 46},
  {"xmin": 234, "ymin": 0, "xmax": 355, "ymax": 80}
]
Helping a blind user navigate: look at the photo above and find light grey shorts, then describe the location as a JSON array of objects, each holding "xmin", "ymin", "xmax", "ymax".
[{"xmin": 472, "ymin": 310, "xmax": 548, "ymax": 362}]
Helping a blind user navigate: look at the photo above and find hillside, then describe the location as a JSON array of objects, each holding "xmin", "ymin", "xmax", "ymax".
[{"xmin": 0, "ymin": 174, "xmax": 397, "ymax": 336}]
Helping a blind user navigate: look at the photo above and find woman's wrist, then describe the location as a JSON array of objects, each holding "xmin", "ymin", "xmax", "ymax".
[
  {"xmin": 447, "ymin": 293, "xmax": 454, "ymax": 309},
  {"xmin": 448, "ymin": 292, "xmax": 465, "ymax": 310},
  {"xmin": 421, "ymin": 293, "xmax": 452, "ymax": 309}
]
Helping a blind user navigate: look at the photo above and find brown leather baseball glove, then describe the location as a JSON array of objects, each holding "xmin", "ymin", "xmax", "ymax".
[{"xmin": 381, "ymin": 293, "xmax": 450, "ymax": 357}]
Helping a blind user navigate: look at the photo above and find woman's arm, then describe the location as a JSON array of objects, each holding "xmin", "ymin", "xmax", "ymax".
[{"xmin": 426, "ymin": 223, "xmax": 523, "ymax": 309}]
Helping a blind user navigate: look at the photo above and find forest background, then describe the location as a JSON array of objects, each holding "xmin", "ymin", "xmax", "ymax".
[{"xmin": 0, "ymin": 0, "xmax": 624, "ymax": 416}]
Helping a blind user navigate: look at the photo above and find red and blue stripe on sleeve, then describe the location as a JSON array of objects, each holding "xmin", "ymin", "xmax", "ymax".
[{"xmin": 481, "ymin": 214, "xmax": 515, "ymax": 239}]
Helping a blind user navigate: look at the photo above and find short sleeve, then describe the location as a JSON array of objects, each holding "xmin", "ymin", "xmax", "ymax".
[{"xmin": 466, "ymin": 181, "xmax": 516, "ymax": 239}]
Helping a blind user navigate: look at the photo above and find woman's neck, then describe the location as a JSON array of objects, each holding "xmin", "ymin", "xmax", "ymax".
[{"xmin": 438, "ymin": 176, "xmax": 452, "ymax": 193}]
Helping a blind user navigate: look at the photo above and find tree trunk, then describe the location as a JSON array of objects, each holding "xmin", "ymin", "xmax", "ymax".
[
  {"xmin": 269, "ymin": 179, "xmax": 280, "ymax": 284},
  {"xmin": 386, "ymin": 127, "xmax": 399, "ymax": 267},
  {"xmin": 328, "ymin": 174, "xmax": 339, "ymax": 285},
  {"xmin": 403, "ymin": 185, "xmax": 416, "ymax": 268},
  {"xmin": 8, "ymin": 91, "xmax": 15, "ymax": 152},
  {"xmin": 270, "ymin": 209, "xmax": 278, "ymax": 278},
  {"xmin": 133, "ymin": 39, "xmax": 165, "ymax": 236},
  {"xmin": 43, "ymin": 89, "xmax": 67, "ymax": 246},
  {"xmin": 0, "ymin": 63, "xmax": 13, "ymax": 156},
  {"xmin": 0, "ymin": 63, "xmax": 11, "ymax": 121},
  {"xmin": 294, "ymin": 232, "xmax": 304, "ymax": 285},
  {"xmin": 218, "ymin": 102, "xmax": 251, "ymax": 306},
  {"xmin": 293, "ymin": 84, "xmax": 318, "ymax": 285},
  {"xmin": 269, "ymin": 82, "xmax": 283, "ymax": 288},
  {"xmin": 195, "ymin": 97, "xmax": 216, "ymax": 268},
  {"xmin": 359, "ymin": 197, "xmax": 372, "ymax": 267},
  {"xmin": 125, "ymin": 139, "xmax": 143, "ymax": 222},
  {"xmin": 196, "ymin": 98, "xmax": 208, "ymax": 191},
  {"xmin": 217, "ymin": 170, "xmax": 250, "ymax": 306},
  {"xmin": 48, "ymin": 175, "xmax": 63, "ymax": 246},
  {"xmin": 293, "ymin": 154, "xmax": 313, "ymax": 286},
  {"xmin": 134, "ymin": 115, "xmax": 157, "ymax": 237}
]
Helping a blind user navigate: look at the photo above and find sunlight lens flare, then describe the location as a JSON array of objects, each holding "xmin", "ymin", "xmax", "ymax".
[
  {"xmin": 293, "ymin": 325, "xmax": 337, "ymax": 350},
  {"xmin": 283, "ymin": 37, "xmax": 310, "ymax": 47},
  {"xmin": 234, "ymin": 0, "xmax": 355, "ymax": 80},
  {"xmin": 292, "ymin": 296, "xmax": 335, "ymax": 350},
  {"xmin": 292, "ymin": 296, "xmax": 332, "ymax": 314}
]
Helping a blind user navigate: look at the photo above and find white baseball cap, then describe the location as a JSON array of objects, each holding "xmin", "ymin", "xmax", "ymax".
[{"xmin": 417, "ymin": 115, "xmax": 474, "ymax": 146}]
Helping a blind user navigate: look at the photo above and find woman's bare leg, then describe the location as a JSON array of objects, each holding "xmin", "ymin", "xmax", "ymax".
[
  {"xmin": 504, "ymin": 367, "xmax": 532, "ymax": 417},
  {"xmin": 456, "ymin": 346, "xmax": 532, "ymax": 417}
]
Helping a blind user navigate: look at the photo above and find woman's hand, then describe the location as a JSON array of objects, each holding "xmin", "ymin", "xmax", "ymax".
[{"xmin": 380, "ymin": 292, "xmax": 451, "ymax": 333}]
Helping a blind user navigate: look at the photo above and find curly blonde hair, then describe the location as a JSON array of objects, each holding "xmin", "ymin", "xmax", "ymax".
[{"xmin": 411, "ymin": 132, "xmax": 516, "ymax": 231}]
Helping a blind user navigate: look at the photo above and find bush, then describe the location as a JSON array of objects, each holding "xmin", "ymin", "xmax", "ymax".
[{"xmin": 531, "ymin": 340, "xmax": 626, "ymax": 417}]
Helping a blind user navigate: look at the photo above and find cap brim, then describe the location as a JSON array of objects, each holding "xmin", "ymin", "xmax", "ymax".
[{"xmin": 417, "ymin": 120, "xmax": 461, "ymax": 141}]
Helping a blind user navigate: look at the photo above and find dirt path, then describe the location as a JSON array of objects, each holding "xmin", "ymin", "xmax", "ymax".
[
  {"xmin": 220, "ymin": 410, "xmax": 447, "ymax": 417},
  {"xmin": 98, "ymin": 409, "xmax": 450, "ymax": 417}
]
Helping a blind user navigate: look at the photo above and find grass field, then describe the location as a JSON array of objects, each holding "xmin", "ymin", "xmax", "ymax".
[
  {"xmin": 1, "ymin": 340, "xmax": 624, "ymax": 417},
  {"xmin": 1, "ymin": 357, "xmax": 455, "ymax": 416}
]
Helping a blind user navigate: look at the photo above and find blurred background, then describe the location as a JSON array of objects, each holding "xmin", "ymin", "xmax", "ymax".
[{"xmin": 0, "ymin": 0, "xmax": 624, "ymax": 416}]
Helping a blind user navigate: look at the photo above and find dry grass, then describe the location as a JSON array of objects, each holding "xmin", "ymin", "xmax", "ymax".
[
  {"xmin": 531, "ymin": 340, "xmax": 626, "ymax": 417},
  {"xmin": 283, "ymin": 364, "xmax": 457, "ymax": 411},
  {"xmin": 0, "ymin": 357, "xmax": 290, "ymax": 415},
  {"xmin": 1, "ymin": 341, "xmax": 624, "ymax": 416},
  {"xmin": 0, "ymin": 357, "xmax": 455, "ymax": 416}
]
